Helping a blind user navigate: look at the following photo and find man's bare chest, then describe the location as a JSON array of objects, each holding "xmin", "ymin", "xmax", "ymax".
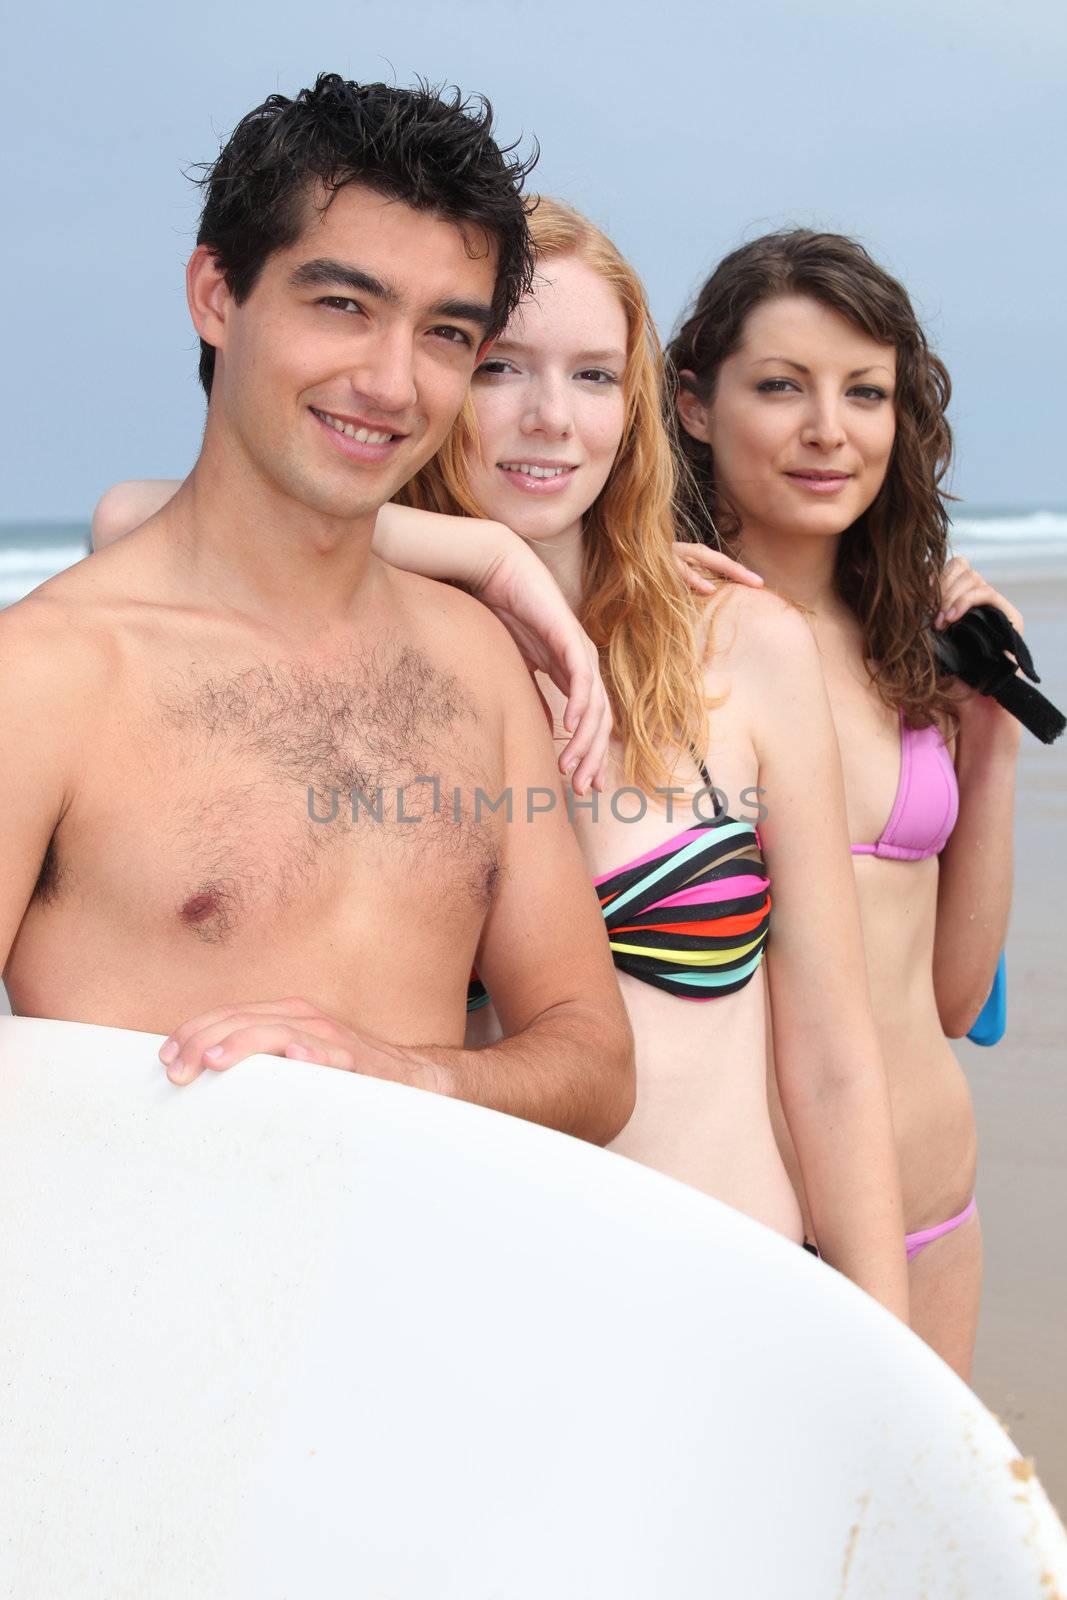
[{"xmin": 44, "ymin": 641, "xmax": 503, "ymax": 945}]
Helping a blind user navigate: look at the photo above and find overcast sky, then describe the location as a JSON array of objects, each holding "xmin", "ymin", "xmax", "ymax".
[{"xmin": 5, "ymin": 0, "xmax": 1065, "ymax": 520}]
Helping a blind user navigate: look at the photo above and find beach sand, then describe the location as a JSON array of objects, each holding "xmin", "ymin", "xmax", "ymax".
[
  {"xmin": 961, "ymin": 573, "xmax": 1067, "ymax": 1515},
  {"xmin": 1, "ymin": 571, "xmax": 1064, "ymax": 1512}
]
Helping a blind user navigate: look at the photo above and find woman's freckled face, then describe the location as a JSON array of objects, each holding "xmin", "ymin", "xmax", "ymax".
[
  {"xmin": 464, "ymin": 255, "xmax": 629, "ymax": 545},
  {"xmin": 701, "ymin": 294, "xmax": 898, "ymax": 542}
]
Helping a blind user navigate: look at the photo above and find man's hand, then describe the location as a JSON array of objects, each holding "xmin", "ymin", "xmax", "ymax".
[
  {"xmin": 672, "ymin": 541, "xmax": 765, "ymax": 596},
  {"xmin": 159, "ymin": 997, "xmax": 442, "ymax": 1090}
]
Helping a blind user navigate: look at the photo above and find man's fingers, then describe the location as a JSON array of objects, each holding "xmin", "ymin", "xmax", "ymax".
[
  {"xmin": 164, "ymin": 1012, "xmax": 342, "ymax": 1083},
  {"xmin": 285, "ymin": 1042, "xmax": 357, "ymax": 1070},
  {"xmin": 159, "ymin": 996, "xmax": 323, "ymax": 1066}
]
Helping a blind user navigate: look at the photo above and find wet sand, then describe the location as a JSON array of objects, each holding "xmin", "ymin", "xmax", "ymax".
[
  {"xmin": 960, "ymin": 572, "xmax": 1067, "ymax": 1515},
  {"xmin": 2, "ymin": 570, "xmax": 1064, "ymax": 1512}
]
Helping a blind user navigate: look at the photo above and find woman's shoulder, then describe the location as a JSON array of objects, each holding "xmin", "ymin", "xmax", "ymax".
[
  {"xmin": 92, "ymin": 479, "xmax": 181, "ymax": 549},
  {"xmin": 697, "ymin": 582, "xmax": 817, "ymax": 684}
]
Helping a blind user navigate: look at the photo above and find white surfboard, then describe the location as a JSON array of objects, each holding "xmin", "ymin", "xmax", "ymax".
[{"xmin": 1, "ymin": 1014, "xmax": 1064, "ymax": 1598}]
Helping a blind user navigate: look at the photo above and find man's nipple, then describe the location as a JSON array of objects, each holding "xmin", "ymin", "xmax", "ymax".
[
  {"xmin": 180, "ymin": 892, "xmax": 218, "ymax": 925},
  {"xmin": 177, "ymin": 882, "xmax": 236, "ymax": 942}
]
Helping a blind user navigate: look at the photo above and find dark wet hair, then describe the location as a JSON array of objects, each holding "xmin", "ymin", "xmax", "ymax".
[
  {"xmin": 193, "ymin": 72, "xmax": 537, "ymax": 395},
  {"xmin": 666, "ymin": 229, "xmax": 955, "ymax": 727}
]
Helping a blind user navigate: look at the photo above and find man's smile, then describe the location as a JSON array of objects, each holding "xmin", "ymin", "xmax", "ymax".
[{"xmin": 310, "ymin": 406, "xmax": 409, "ymax": 462}]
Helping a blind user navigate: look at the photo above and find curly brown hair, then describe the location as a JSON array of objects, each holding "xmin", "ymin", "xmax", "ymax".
[{"xmin": 666, "ymin": 230, "xmax": 955, "ymax": 727}]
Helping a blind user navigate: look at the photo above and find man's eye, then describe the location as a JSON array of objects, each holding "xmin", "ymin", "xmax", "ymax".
[
  {"xmin": 319, "ymin": 297, "xmax": 364, "ymax": 315},
  {"xmin": 432, "ymin": 326, "xmax": 474, "ymax": 348}
]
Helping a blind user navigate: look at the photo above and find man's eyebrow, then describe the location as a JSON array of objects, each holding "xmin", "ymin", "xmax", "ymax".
[
  {"xmin": 288, "ymin": 262, "xmax": 491, "ymax": 332},
  {"xmin": 430, "ymin": 297, "xmax": 494, "ymax": 332},
  {"xmin": 289, "ymin": 258, "xmax": 398, "ymax": 303},
  {"xmin": 753, "ymin": 356, "xmax": 893, "ymax": 379}
]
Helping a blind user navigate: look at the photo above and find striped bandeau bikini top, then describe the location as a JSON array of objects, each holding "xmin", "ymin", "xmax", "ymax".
[{"xmin": 467, "ymin": 757, "xmax": 771, "ymax": 1010}]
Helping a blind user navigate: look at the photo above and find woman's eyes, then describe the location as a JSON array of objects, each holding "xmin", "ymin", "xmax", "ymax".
[
  {"xmin": 475, "ymin": 362, "xmax": 618, "ymax": 385},
  {"xmin": 755, "ymin": 378, "xmax": 889, "ymax": 401}
]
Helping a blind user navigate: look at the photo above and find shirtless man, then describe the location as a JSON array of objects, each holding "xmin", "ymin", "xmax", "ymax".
[{"xmin": 0, "ymin": 74, "xmax": 634, "ymax": 1141}]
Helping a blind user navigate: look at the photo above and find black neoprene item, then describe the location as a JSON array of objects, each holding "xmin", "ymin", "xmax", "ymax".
[{"xmin": 931, "ymin": 604, "xmax": 1065, "ymax": 744}]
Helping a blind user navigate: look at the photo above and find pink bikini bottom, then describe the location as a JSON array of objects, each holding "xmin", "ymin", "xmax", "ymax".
[
  {"xmin": 803, "ymin": 1195, "xmax": 978, "ymax": 1264},
  {"xmin": 905, "ymin": 1195, "xmax": 978, "ymax": 1262}
]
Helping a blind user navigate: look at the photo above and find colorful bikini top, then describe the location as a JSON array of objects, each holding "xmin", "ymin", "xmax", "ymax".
[
  {"xmin": 851, "ymin": 709, "xmax": 959, "ymax": 862},
  {"xmin": 468, "ymin": 759, "xmax": 771, "ymax": 1009}
]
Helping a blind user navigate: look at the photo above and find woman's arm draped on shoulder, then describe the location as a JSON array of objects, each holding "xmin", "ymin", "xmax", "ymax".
[
  {"xmin": 375, "ymin": 504, "xmax": 612, "ymax": 793},
  {"xmin": 932, "ymin": 561, "xmax": 1022, "ymax": 1036},
  {"xmin": 743, "ymin": 595, "xmax": 909, "ymax": 1321},
  {"xmin": 92, "ymin": 480, "xmax": 181, "ymax": 549}
]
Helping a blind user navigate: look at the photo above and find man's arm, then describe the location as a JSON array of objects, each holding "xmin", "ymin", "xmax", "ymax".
[
  {"xmin": 0, "ymin": 604, "xmax": 82, "ymax": 974},
  {"xmin": 161, "ymin": 628, "xmax": 636, "ymax": 1145},
  {"xmin": 435, "ymin": 635, "xmax": 635, "ymax": 1143}
]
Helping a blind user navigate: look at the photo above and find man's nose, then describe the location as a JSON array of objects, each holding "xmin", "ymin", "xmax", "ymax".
[{"xmin": 346, "ymin": 325, "xmax": 419, "ymax": 416}]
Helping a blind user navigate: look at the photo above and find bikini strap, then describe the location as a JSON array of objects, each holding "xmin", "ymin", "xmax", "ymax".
[{"xmin": 690, "ymin": 747, "xmax": 726, "ymax": 819}]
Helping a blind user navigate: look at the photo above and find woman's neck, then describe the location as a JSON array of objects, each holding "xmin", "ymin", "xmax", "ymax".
[
  {"xmin": 737, "ymin": 521, "xmax": 844, "ymax": 617},
  {"xmin": 520, "ymin": 517, "xmax": 586, "ymax": 611}
]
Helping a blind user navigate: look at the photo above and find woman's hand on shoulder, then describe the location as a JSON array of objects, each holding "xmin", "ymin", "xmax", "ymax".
[
  {"xmin": 935, "ymin": 555, "xmax": 1024, "ymax": 635},
  {"xmin": 91, "ymin": 479, "xmax": 182, "ymax": 550},
  {"xmin": 672, "ymin": 540, "xmax": 764, "ymax": 596}
]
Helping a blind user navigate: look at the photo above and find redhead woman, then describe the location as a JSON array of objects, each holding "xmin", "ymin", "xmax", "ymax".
[
  {"xmin": 668, "ymin": 230, "xmax": 1022, "ymax": 1378},
  {"xmin": 93, "ymin": 202, "xmax": 908, "ymax": 1321}
]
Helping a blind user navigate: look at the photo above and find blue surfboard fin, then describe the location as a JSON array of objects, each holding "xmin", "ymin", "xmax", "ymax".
[{"xmin": 967, "ymin": 952, "xmax": 1007, "ymax": 1047}]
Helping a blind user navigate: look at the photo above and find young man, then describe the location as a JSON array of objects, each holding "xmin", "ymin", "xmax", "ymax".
[{"xmin": 0, "ymin": 75, "xmax": 634, "ymax": 1142}]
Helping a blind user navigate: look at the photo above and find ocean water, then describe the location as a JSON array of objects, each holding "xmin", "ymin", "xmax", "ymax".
[{"xmin": 2, "ymin": 507, "xmax": 1066, "ymax": 608}]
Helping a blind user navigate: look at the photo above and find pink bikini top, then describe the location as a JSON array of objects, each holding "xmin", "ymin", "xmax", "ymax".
[{"xmin": 851, "ymin": 709, "xmax": 959, "ymax": 862}]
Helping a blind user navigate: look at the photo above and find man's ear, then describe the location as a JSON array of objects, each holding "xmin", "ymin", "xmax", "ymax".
[
  {"xmin": 186, "ymin": 245, "xmax": 232, "ymax": 354},
  {"xmin": 674, "ymin": 371, "xmax": 711, "ymax": 444}
]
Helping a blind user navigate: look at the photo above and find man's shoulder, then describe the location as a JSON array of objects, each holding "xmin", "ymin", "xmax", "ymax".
[
  {"xmin": 0, "ymin": 571, "xmax": 118, "ymax": 702},
  {"xmin": 387, "ymin": 566, "xmax": 526, "ymax": 664}
]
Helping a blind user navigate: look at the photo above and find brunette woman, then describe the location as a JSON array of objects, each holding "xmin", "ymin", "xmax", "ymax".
[{"xmin": 668, "ymin": 230, "xmax": 1021, "ymax": 1377}]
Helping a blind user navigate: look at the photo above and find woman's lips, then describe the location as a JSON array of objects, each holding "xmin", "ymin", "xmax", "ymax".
[
  {"xmin": 785, "ymin": 472, "xmax": 852, "ymax": 495},
  {"xmin": 496, "ymin": 463, "xmax": 578, "ymax": 495}
]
